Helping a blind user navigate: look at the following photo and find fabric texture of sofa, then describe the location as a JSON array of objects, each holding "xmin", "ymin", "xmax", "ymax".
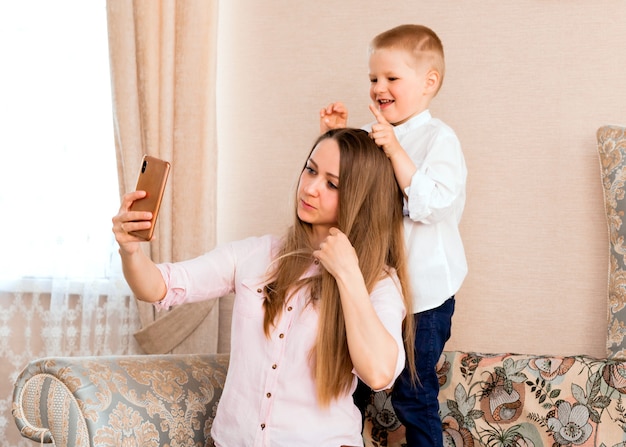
[
  {"xmin": 12, "ymin": 354, "xmax": 229, "ymax": 446},
  {"xmin": 13, "ymin": 350, "xmax": 626, "ymax": 447},
  {"xmin": 598, "ymin": 124, "xmax": 626, "ymax": 359},
  {"xmin": 364, "ymin": 351, "xmax": 626, "ymax": 447}
]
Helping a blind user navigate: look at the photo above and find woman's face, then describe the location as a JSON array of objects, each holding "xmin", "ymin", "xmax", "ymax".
[{"xmin": 297, "ymin": 138, "xmax": 340, "ymax": 243}]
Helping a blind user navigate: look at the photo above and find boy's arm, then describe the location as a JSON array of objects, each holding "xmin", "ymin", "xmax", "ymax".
[
  {"xmin": 405, "ymin": 133, "xmax": 466, "ymax": 224},
  {"xmin": 319, "ymin": 101, "xmax": 348, "ymax": 133},
  {"xmin": 368, "ymin": 104, "xmax": 466, "ymax": 221},
  {"xmin": 368, "ymin": 104, "xmax": 415, "ymax": 196}
]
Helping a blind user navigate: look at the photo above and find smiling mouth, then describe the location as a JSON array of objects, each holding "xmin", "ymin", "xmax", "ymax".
[{"xmin": 378, "ymin": 99, "xmax": 394, "ymax": 108}]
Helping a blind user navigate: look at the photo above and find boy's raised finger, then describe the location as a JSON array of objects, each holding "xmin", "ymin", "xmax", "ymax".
[{"xmin": 368, "ymin": 103, "xmax": 389, "ymax": 124}]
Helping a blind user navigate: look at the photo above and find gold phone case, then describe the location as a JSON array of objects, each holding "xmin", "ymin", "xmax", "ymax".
[{"xmin": 128, "ymin": 155, "xmax": 171, "ymax": 241}]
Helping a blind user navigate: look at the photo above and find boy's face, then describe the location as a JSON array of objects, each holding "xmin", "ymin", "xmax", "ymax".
[{"xmin": 368, "ymin": 48, "xmax": 436, "ymax": 126}]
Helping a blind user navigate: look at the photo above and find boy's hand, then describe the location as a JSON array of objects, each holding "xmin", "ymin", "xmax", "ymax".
[
  {"xmin": 320, "ymin": 102, "xmax": 348, "ymax": 133},
  {"xmin": 369, "ymin": 103, "xmax": 402, "ymax": 159}
]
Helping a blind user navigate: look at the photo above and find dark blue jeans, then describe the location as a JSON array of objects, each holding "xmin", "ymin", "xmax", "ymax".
[{"xmin": 392, "ymin": 297, "xmax": 455, "ymax": 447}]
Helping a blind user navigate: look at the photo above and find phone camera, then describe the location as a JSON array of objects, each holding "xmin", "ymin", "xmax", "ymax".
[{"xmin": 141, "ymin": 159, "xmax": 148, "ymax": 173}]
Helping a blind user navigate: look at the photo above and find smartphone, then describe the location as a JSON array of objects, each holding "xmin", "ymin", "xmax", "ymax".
[{"xmin": 129, "ymin": 155, "xmax": 171, "ymax": 241}]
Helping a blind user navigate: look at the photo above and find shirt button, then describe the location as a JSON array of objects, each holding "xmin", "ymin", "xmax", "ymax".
[
  {"xmin": 272, "ymin": 364, "xmax": 277, "ymax": 369},
  {"xmin": 287, "ymin": 306, "xmax": 293, "ymax": 311},
  {"xmin": 266, "ymin": 392, "xmax": 272, "ymax": 398},
  {"xmin": 257, "ymin": 288, "xmax": 262, "ymax": 293},
  {"xmin": 261, "ymin": 423, "xmax": 266, "ymax": 429},
  {"xmin": 279, "ymin": 333, "xmax": 284, "ymax": 339},
  {"xmin": 314, "ymin": 259, "xmax": 319, "ymax": 265}
]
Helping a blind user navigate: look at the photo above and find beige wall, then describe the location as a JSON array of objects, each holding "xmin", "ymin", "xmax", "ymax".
[{"xmin": 216, "ymin": 1, "xmax": 626, "ymax": 358}]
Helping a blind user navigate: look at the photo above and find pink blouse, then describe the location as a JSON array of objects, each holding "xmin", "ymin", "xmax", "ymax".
[{"xmin": 155, "ymin": 234, "xmax": 406, "ymax": 447}]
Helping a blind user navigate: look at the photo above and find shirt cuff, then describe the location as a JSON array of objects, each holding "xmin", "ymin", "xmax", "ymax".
[{"xmin": 153, "ymin": 263, "xmax": 187, "ymax": 310}]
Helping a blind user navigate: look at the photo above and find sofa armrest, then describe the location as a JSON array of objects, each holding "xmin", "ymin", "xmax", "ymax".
[{"xmin": 12, "ymin": 353, "xmax": 229, "ymax": 447}]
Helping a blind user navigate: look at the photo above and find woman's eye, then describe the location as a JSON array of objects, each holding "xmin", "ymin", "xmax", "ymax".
[
  {"xmin": 328, "ymin": 181, "xmax": 338, "ymax": 190},
  {"xmin": 305, "ymin": 166, "xmax": 316, "ymax": 174}
]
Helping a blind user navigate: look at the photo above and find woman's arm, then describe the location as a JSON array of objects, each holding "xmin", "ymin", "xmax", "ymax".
[
  {"xmin": 112, "ymin": 191, "xmax": 167, "ymax": 302},
  {"xmin": 314, "ymin": 228, "xmax": 401, "ymax": 390}
]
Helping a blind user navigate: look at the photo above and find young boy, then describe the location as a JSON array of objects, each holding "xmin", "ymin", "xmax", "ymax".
[{"xmin": 320, "ymin": 24, "xmax": 468, "ymax": 446}]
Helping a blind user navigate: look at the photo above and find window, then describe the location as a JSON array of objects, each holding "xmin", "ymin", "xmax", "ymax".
[{"xmin": 0, "ymin": 1, "xmax": 120, "ymax": 280}]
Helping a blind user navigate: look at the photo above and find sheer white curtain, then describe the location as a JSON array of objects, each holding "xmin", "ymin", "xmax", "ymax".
[{"xmin": 0, "ymin": 1, "xmax": 140, "ymax": 445}]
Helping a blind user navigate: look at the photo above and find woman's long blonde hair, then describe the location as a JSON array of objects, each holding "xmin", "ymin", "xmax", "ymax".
[{"xmin": 263, "ymin": 128, "xmax": 415, "ymax": 406}]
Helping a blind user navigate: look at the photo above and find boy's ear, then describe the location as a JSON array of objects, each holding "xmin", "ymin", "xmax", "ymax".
[{"xmin": 425, "ymin": 69, "xmax": 441, "ymax": 95}]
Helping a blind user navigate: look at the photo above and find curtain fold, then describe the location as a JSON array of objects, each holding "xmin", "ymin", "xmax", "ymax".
[{"xmin": 106, "ymin": 0, "xmax": 220, "ymax": 354}]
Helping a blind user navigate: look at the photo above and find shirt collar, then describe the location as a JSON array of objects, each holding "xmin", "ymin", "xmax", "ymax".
[{"xmin": 394, "ymin": 109, "xmax": 431, "ymax": 137}]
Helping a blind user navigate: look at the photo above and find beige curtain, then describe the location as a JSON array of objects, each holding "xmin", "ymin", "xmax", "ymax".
[{"xmin": 106, "ymin": 0, "xmax": 222, "ymax": 354}]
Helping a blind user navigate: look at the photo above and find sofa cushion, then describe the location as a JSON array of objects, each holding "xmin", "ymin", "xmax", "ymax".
[{"xmin": 363, "ymin": 350, "xmax": 626, "ymax": 446}]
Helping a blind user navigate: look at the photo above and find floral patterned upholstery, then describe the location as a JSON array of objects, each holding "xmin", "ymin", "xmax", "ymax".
[
  {"xmin": 598, "ymin": 125, "xmax": 626, "ymax": 359},
  {"xmin": 363, "ymin": 350, "xmax": 626, "ymax": 447},
  {"xmin": 12, "ymin": 354, "xmax": 228, "ymax": 447},
  {"xmin": 15, "ymin": 350, "xmax": 626, "ymax": 447}
]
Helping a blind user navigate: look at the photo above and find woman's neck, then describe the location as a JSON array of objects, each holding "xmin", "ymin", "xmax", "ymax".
[{"xmin": 310, "ymin": 226, "xmax": 331, "ymax": 249}]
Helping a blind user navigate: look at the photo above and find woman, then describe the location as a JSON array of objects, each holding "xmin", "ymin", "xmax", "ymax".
[{"xmin": 112, "ymin": 128, "xmax": 415, "ymax": 447}]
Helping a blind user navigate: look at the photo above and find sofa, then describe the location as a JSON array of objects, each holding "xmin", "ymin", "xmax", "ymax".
[
  {"xmin": 12, "ymin": 125, "xmax": 626, "ymax": 447},
  {"xmin": 12, "ymin": 350, "xmax": 626, "ymax": 447}
]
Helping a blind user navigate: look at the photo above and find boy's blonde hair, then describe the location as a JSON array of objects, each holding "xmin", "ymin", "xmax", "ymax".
[{"xmin": 370, "ymin": 24, "xmax": 445, "ymax": 94}]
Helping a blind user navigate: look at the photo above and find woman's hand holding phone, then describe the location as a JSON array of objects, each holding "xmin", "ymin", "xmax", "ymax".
[
  {"xmin": 112, "ymin": 154, "xmax": 170, "ymax": 253},
  {"xmin": 127, "ymin": 155, "xmax": 170, "ymax": 241},
  {"xmin": 112, "ymin": 190, "xmax": 153, "ymax": 255}
]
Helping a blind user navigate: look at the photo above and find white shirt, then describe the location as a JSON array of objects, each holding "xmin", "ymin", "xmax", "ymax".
[
  {"xmin": 155, "ymin": 234, "xmax": 407, "ymax": 447},
  {"xmin": 363, "ymin": 110, "xmax": 468, "ymax": 312}
]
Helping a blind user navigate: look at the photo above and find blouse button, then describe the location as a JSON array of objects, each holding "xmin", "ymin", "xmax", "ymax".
[
  {"xmin": 287, "ymin": 306, "xmax": 293, "ymax": 311},
  {"xmin": 272, "ymin": 364, "xmax": 277, "ymax": 369},
  {"xmin": 266, "ymin": 392, "xmax": 272, "ymax": 398},
  {"xmin": 314, "ymin": 259, "xmax": 319, "ymax": 265},
  {"xmin": 257, "ymin": 288, "xmax": 262, "ymax": 293},
  {"xmin": 261, "ymin": 423, "xmax": 266, "ymax": 429},
  {"xmin": 279, "ymin": 333, "xmax": 284, "ymax": 339}
]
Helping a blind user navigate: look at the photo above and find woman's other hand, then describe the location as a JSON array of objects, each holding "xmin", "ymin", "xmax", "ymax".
[{"xmin": 313, "ymin": 227, "xmax": 359, "ymax": 279}]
